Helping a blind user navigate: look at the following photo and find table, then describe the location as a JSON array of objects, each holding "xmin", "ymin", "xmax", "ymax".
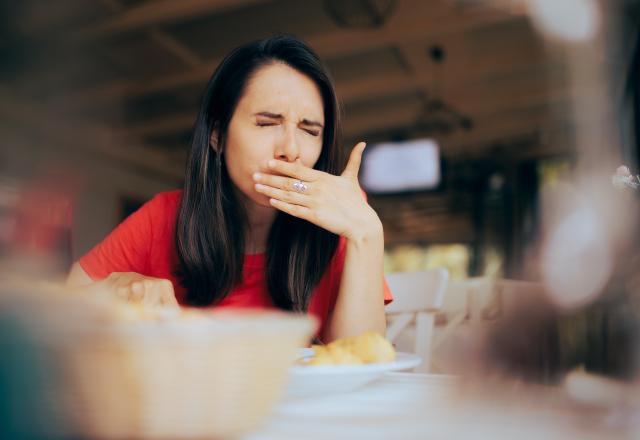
[{"xmin": 246, "ymin": 373, "xmax": 629, "ymax": 439}]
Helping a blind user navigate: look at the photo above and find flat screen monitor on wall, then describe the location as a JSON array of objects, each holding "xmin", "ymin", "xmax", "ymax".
[{"xmin": 359, "ymin": 139, "xmax": 441, "ymax": 194}]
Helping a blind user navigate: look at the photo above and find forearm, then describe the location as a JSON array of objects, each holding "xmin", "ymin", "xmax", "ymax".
[{"xmin": 324, "ymin": 220, "xmax": 386, "ymax": 342}]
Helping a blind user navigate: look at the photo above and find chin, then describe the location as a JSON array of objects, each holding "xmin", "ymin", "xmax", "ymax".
[
  {"xmin": 232, "ymin": 182, "xmax": 273, "ymax": 209},
  {"xmin": 248, "ymin": 191, "xmax": 274, "ymax": 208},
  {"xmin": 255, "ymin": 196, "xmax": 273, "ymax": 207}
]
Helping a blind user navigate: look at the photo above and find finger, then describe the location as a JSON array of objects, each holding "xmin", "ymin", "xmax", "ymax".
[
  {"xmin": 142, "ymin": 292, "xmax": 160, "ymax": 307},
  {"xmin": 267, "ymin": 159, "xmax": 319, "ymax": 181},
  {"xmin": 253, "ymin": 172, "xmax": 311, "ymax": 193},
  {"xmin": 107, "ymin": 272, "xmax": 136, "ymax": 291},
  {"xmin": 255, "ymin": 183, "xmax": 312, "ymax": 205},
  {"xmin": 158, "ymin": 279, "xmax": 179, "ymax": 307},
  {"xmin": 269, "ymin": 198, "xmax": 314, "ymax": 222},
  {"xmin": 161, "ymin": 291, "xmax": 180, "ymax": 308},
  {"xmin": 142, "ymin": 279, "xmax": 169, "ymax": 307},
  {"xmin": 253, "ymin": 172, "xmax": 289, "ymax": 189},
  {"xmin": 341, "ymin": 142, "xmax": 366, "ymax": 179},
  {"xmin": 139, "ymin": 279, "xmax": 178, "ymax": 308},
  {"xmin": 130, "ymin": 281, "xmax": 145, "ymax": 301},
  {"xmin": 105, "ymin": 272, "xmax": 124, "ymax": 289},
  {"xmin": 116, "ymin": 285, "xmax": 131, "ymax": 302}
]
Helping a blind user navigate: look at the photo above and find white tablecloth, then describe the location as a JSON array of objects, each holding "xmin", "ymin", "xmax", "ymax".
[
  {"xmin": 245, "ymin": 372, "xmax": 453, "ymax": 440},
  {"xmin": 245, "ymin": 373, "xmax": 623, "ymax": 440}
]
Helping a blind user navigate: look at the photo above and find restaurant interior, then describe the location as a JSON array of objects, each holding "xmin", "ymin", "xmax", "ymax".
[{"xmin": 1, "ymin": 0, "xmax": 640, "ymax": 438}]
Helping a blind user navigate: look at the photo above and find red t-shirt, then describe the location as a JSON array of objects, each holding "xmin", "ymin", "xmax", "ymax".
[{"xmin": 79, "ymin": 190, "xmax": 392, "ymax": 336}]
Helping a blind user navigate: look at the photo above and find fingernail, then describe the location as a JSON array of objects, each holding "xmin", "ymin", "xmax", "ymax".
[
  {"xmin": 253, "ymin": 172, "xmax": 262, "ymax": 181},
  {"xmin": 255, "ymin": 183, "xmax": 265, "ymax": 191},
  {"xmin": 268, "ymin": 160, "xmax": 276, "ymax": 168}
]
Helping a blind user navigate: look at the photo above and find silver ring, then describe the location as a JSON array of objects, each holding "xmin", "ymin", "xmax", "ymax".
[{"xmin": 292, "ymin": 180, "xmax": 308, "ymax": 193}]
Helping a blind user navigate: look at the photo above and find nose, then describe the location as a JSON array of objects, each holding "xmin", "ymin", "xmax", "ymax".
[{"xmin": 274, "ymin": 124, "xmax": 300, "ymax": 162}]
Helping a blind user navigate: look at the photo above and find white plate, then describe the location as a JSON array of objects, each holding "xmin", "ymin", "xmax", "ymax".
[{"xmin": 285, "ymin": 349, "xmax": 421, "ymax": 398}]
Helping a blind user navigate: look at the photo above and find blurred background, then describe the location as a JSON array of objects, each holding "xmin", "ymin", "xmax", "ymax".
[{"xmin": 1, "ymin": 0, "xmax": 639, "ymax": 382}]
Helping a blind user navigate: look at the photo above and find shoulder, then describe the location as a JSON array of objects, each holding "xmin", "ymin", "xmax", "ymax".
[
  {"xmin": 143, "ymin": 189, "xmax": 182, "ymax": 215},
  {"xmin": 126, "ymin": 190, "xmax": 182, "ymax": 255},
  {"xmin": 150, "ymin": 189, "xmax": 182, "ymax": 206},
  {"xmin": 125, "ymin": 190, "xmax": 181, "ymax": 237}
]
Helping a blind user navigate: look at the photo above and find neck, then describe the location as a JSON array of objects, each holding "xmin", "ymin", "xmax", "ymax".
[{"xmin": 239, "ymin": 193, "xmax": 276, "ymax": 255}]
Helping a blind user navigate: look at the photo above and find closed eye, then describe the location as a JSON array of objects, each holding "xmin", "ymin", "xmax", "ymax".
[
  {"xmin": 303, "ymin": 128, "xmax": 320, "ymax": 137},
  {"xmin": 257, "ymin": 121, "xmax": 319, "ymax": 136}
]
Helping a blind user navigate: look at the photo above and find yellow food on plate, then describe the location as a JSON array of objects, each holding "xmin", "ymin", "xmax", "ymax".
[
  {"xmin": 306, "ymin": 331, "xmax": 395, "ymax": 366},
  {"xmin": 308, "ymin": 344, "xmax": 363, "ymax": 365}
]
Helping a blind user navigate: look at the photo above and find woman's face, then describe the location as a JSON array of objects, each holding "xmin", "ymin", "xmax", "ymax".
[{"xmin": 221, "ymin": 62, "xmax": 325, "ymax": 207}]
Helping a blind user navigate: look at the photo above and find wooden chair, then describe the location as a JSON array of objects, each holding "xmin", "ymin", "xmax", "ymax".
[{"xmin": 384, "ymin": 268, "xmax": 449, "ymax": 373}]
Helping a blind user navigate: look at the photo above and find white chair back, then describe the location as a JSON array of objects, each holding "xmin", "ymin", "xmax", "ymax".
[
  {"xmin": 450, "ymin": 277, "xmax": 496, "ymax": 326},
  {"xmin": 384, "ymin": 268, "xmax": 449, "ymax": 373}
]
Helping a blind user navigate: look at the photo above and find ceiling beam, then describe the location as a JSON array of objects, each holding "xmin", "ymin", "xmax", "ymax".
[
  {"xmin": 307, "ymin": 0, "xmax": 518, "ymax": 59},
  {"xmin": 344, "ymin": 99, "xmax": 424, "ymax": 138},
  {"xmin": 114, "ymin": 67, "xmax": 569, "ymax": 141},
  {"xmin": 438, "ymin": 112, "xmax": 551, "ymax": 153},
  {"xmin": 124, "ymin": 89, "xmax": 560, "ymax": 154},
  {"xmin": 342, "ymin": 102, "xmax": 576, "ymax": 158},
  {"xmin": 63, "ymin": 2, "xmax": 521, "ymax": 107},
  {"xmin": 72, "ymin": 0, "xmax": 271, "ymax": 40},
  {"xmin": 395, "ymin": 29, "xmax": 550, "ymax": 95},
  {"xmin": 0, "ymin": 87, "xmax": 184, "ymax": 181},
  {"xmin": 347, "ymin": 112, "xmax": 548, "ymax": 152},
  {"xmin": 89, "ymin": 22, "xmax": 545, "ymax": 117},
  {"xmin": 147, "ymin": 29, "xmax": 203, "ymax": 68},
  {"xmin": 120, "ymin": 113, "xmax": 197, "ymax": 139},
  {"xmin": 98, "ymin": 0, "xmax": 203, "ymax": 69}
]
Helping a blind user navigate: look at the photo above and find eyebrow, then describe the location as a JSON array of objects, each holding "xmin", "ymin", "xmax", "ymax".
[{"xmin": 254, "ymin": 111, "xmax": 324, "ymax": 129}]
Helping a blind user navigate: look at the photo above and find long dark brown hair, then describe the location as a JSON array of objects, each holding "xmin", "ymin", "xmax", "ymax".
[{"xmin": 175, "ymin": 35, "xmax": 343, "ymax": 310}]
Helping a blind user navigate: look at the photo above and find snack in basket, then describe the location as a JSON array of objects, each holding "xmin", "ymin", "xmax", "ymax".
[{"xmin": 306, "ymin": 331, "xmax": 395, "ymax": 366}]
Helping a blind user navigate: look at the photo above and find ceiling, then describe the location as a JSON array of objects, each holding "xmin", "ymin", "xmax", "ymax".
[
  {"xmin": 0, "ymin": 0, "xmax": 578, "ymax": 244},
  {"xmin": 3, "ymin": 0, "xmax": 571, "ymax": 164}
]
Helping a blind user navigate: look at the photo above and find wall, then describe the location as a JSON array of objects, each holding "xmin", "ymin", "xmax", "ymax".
[{"xmin": 0, "ymin": 121, "xmax": 182, "ymax": 262}]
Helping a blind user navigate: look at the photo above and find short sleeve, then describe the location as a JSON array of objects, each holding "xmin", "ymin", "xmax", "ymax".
[
  {"xmin": 361, "ymin": 189, "xmax": 393, "ymax": 304},
  {"xmin": 383, "ymin": 277, "xmax": 393, "ymax": 304},
  {"xmin": 79, "ymin": 195, "xmax": 159, "ymax": 280}
]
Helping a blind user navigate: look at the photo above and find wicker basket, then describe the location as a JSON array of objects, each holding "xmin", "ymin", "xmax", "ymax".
[
  {"xmin": 59, "ymin": 314, "xmax": 314, "ymax": 439},
  {"xmin": 1, "ymin": 287, "xmax": 316, "ymax": 439}
]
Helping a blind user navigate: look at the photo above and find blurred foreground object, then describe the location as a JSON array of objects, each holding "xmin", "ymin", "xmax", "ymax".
[
  {"xmin": 0, "ymin": 170, "xmax": 78, "ymax": 279},
  {"xmin": 524, "ymin": 0, "xmax": 601, "ymax": 42},
  {"xmin": 612, "ymin": 165, "xmax": 640, "ymax": 191},
  {"xmin": 0, "ymin": 281, "xmax": 316, "ymax": 439},
  {"xmin": 540, "ymin": 181, "xmax": 615, "ymax": 310},
  {"xmin": 479, "ymin": 276, "xmax": 638, "ymax": 384}
]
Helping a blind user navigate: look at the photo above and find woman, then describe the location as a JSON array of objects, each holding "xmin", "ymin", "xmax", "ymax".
[{"xmin": 67, "ymin": 35, "xmax": 391, "ymax": 342}]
